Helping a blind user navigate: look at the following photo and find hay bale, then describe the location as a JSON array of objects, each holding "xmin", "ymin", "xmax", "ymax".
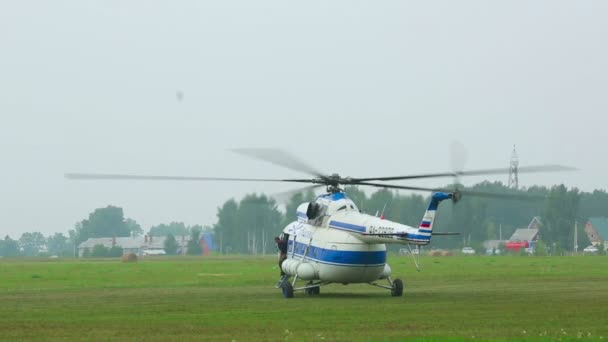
[
  {"xmin": 440, "ymin": 250, "xmax": 453, "ymax": 256},
  {"xmin": 429, "ymin": 250, "xmax": 443, "ymax": 257},
  {"xmin": 121, "ymin": 253, "xmax": 138, "ymax": 263}
]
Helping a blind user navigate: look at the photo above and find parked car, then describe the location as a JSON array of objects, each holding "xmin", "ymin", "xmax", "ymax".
[
  {"xmin": 583, "ymin": 245, "xmax": 599, "ymax": 254},
  {"xmin": 462, "ymin": 246, "xmax": 475, "ymax": 255},
  {"xmin": 485, "ymin": 248, "xmax": 500, "ymax": 255}
]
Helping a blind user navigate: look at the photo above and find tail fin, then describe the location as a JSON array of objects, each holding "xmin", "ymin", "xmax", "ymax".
[{"xmin": 417, "ymin": 192, "xmax": 452, "ymax": 244}]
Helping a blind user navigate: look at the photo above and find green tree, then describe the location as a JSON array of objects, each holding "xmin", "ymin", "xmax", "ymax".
[
  {"xmin": 543, "ymin": 185, "xmax": 581, "ymax": 250},
  {"xmin": 344, "ymin": 186, "xmax": 367, "ymax": 213},
  {"xmin": 47, "ymin": 233, "xmax": 71, "ymax": 256},
  {"xmin": 77, "ymin": 206, "xmax": 130, "ymax": 243},
  {"xmin": 125, "ymin": 218, "xmax": 143, "ymax": 236},
  {"xmin": 19, "ymin": 232, "xmax": 45, "ymax": 256},
  {"xmin": 280, "ymin": 189, "xmax": 316, "ymax": 228},
  {"xmin": 0, "ymin": 235, "xmax": 20, "ymax": 257},
  {"xmin": 367, "ymin": 189, "xmax": 394, "ymax": 218},
  {"xmin": 164, "ymin": 234, "xmax": 178, "ymax": 255},
  {"xmin": 598, "ymin": 241, "xmax": 606, "ymax": 256},
  {"xmin": 213, "ymin": 199, "xmax": 239, "ymax": 254},
  {"xmin": 534, "ymin": 240, "xmax": 548, "ymax": 256},
  {"xmin": 108, "ymin": 246, "xmax": 123, "ymax": 257},
  {"xmin": 149, "ymin": 222, "xmax": 190, "ymax": 237},
  {"xmin": 187, "ymin": 227, "xmax": 202, "ymax": 255},
  {"xmin": 67, "ymin": 229, "xmax": 78, "ymax": 257},
  {"xmin": 237, "ymin": 194, "xmax": 282, "ymax": 254},
  {"xmin": 579, "ymin": 190, "xmax": 608, "ymax": 219},
  {"xmin": 91, "ymin": 244, "xmax": 109, "ymax": 257}
]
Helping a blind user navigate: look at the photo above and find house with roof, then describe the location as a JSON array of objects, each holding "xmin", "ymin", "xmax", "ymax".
[
  {"xmin": 505, "ymin": 228, "xmax": 539, "ymax": 252},
  {"xmin": 503, "ymin": 217, "xmax": 542, "ymax": 253},
  {"xmin": 585, "ymin": 217, "xmax": 608, "ymax": 251},
  {"xmin": 77, "ymin": 235, "xmax": 191, "ymax": 257}
]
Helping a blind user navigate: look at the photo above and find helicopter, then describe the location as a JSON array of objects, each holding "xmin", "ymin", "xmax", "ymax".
[{"xmin": 65, "ymin": 148, "xmax": 574, "ymax": 298}]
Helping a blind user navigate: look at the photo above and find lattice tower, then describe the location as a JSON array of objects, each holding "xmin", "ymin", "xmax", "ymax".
[{"xmin": 508, "ymin": 145, "xmax": 519, "ymax": 189}]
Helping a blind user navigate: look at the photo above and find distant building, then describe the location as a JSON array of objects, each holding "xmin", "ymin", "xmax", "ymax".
[
  {"xmin": 505, "ymin": 228, "xmax": 539, "ymax": 252},
  {"xmin": 585, "ymin": 217, "xmax": 608, "ymax": 250},
  {"xmin": 77, "ymin": 235, "xmax": 191, "ymax": 257}
]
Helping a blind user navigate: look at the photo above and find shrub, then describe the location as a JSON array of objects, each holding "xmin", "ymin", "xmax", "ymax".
[
  {"xmin": 534, "ymin": 240, "xmax": 548, "ymax": 256},
  {"xmin": 598, "ymin": 242, "xmax": 606, "ymax": 256},
  {"xmin": 91, "ymin": 244, "xmax": 109, "ymax": 257},
  {"xmin": 108, "ymin": 246, "xmax": 123, "ymax": 257}
]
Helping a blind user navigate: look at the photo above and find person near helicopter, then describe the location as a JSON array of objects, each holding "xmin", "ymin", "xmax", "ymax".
[{"xmin": 274, "ymin": 234, "xmax": 288, "ymax": 276}]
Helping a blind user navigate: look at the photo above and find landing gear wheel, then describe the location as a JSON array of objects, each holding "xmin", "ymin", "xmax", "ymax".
[
  {"xmin": 282, "ymin": 281, "xmax": 294, "ymax": 298},
  {"xmin": 306, "ymin": 285, "xmax": 320, "ymax": 295},
  {"xmin": 391, "ymin": 279, "xmax": 404, "ymax": 297},
  {"xmin": 305, "ymin": 282, "xmax": 320, "ymax": 296}
]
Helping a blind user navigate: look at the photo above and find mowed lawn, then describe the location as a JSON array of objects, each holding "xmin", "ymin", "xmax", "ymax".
[{"xmin": 0, "ymin": 255, "xmax": 607, "ymax": 341}]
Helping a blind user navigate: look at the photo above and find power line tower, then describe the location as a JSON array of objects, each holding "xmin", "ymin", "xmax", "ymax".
[{"xmin": 508, "ymin": 145, "xmax": 519, "ymax": 189}]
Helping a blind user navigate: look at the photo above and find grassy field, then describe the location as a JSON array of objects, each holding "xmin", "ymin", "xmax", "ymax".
[{"xmin": 0, "ymin": 255, "xmax": 607, "ymax": 341}]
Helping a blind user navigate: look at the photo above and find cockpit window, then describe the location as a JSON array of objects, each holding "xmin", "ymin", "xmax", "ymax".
[{"xmin": 337, "ymin": 205, "xmax": 347, "ymax": 211}]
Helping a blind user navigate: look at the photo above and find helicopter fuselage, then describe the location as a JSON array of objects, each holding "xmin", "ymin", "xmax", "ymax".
[{"xmin": 279, "ymin": 191, "xmax": 449, "ymax": 284}]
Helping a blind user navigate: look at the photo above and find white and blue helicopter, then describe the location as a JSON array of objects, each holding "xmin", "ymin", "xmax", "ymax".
[{"xmin": 66, "ymin": 148, "xmax": 572, "ymax": 298}]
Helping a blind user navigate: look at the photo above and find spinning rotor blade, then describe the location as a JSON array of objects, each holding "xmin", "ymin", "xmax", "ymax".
[
  {"xmin": 356, "ymin": 181, "xmax": 546, "ymax": 201},
  {"xmin": 351, "ymin": 164, "xmax": 576, "ymax": 182},
  {"xmin": 230, "ymin": 148, "xmax": 327, "ymax": 178},
  {"xmin": 450, "ymin": 141, "xmax": 468, "ymax": 189},
  {"xmin": 65, "ymin": 173, "xmax": 313, "ymax": 183},
  {"xmin": 272, "ymin": 184, "xmax": 325, "ymax": 203}
]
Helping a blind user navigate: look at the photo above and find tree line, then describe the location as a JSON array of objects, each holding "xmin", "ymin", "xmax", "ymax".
[
  {"xmin": 0, "ymin": 206, "xmax": 209, "ymax": 257},
  {"xmin": 212, "ymin": 182, "xmax": 607, "ymax": 254},
  {"xmin": 2, "ymin": 181, "xmax": 607, "ymax": 257}
]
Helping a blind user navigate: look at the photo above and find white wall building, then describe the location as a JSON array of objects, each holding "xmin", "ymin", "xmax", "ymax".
[{"xmin": 77, "ymin": 235, "xmax": 191, "ymax": 257}]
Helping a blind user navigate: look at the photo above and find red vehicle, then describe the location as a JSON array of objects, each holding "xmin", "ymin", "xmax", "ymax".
[{"xmin": 505, "ymin": 241, "xmax": 529, "ymax": 252}]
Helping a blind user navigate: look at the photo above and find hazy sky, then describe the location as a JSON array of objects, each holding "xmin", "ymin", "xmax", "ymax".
[{"xmin": 1, "ymin": 1, "xmax": 607, "ymax": 238}]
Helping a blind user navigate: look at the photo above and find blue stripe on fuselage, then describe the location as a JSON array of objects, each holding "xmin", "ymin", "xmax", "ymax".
[
  {"xmin": 407, "ymin": 234, "xmax": 431, "ymax": 240},
  {"xmin": 288, "ymin": 240, "xmax": 386, "ymax": 266},
  {"xmin": 329, "ymin": 220, "xmax": 366, "ymax": 233}
]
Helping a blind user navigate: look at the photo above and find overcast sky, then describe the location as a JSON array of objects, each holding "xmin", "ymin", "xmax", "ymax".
[{"xmin": 1, "ymin": 1, "xmax": 607, "ymax": 238}]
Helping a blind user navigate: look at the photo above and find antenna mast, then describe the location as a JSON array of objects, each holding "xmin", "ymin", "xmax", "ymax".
[{"xmin": 508, "ymin": 145, "xmax": 519, "ymax": 189}]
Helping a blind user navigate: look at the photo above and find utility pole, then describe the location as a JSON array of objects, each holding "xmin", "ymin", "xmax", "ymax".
[
  {"xmin": 262, "ymin": 229, "xmax": 266, "ymax": 255},
  {"xmin": 499, "ymin": 224, "xmax": 503, "ymax": 241},
  {"xmin": 574, "ymin": 221, "xmax": 578, "ymax": 254}
]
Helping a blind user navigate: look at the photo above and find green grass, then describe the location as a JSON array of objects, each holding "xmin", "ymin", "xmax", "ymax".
[{"xmin": 0, "ymin": 255, "xmax": 607, "ymax": 341}]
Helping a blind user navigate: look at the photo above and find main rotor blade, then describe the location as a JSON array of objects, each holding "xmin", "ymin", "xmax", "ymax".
[
  {"xmin": 272, "ymin": 184, "xmax": 325, "ymax": 204},
  {"xmin": 230, "ymin": 148, "xmax": 326, "ymax": 178},
  {"xmin": 351, "ymin": 164, "xmax": 576, "ymax": 182},
  {"xmin": 65, "ymin": 173, "xmax": 313, "ymax": 183},
  {"xmin": 356, "ymin": 181, "xmax": 545, "ymax": 200}
]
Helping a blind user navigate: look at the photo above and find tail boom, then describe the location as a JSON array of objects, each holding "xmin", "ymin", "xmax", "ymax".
[{"xmin": 414, "ymin": 192, "xmax": 452, "ymax": 245}]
